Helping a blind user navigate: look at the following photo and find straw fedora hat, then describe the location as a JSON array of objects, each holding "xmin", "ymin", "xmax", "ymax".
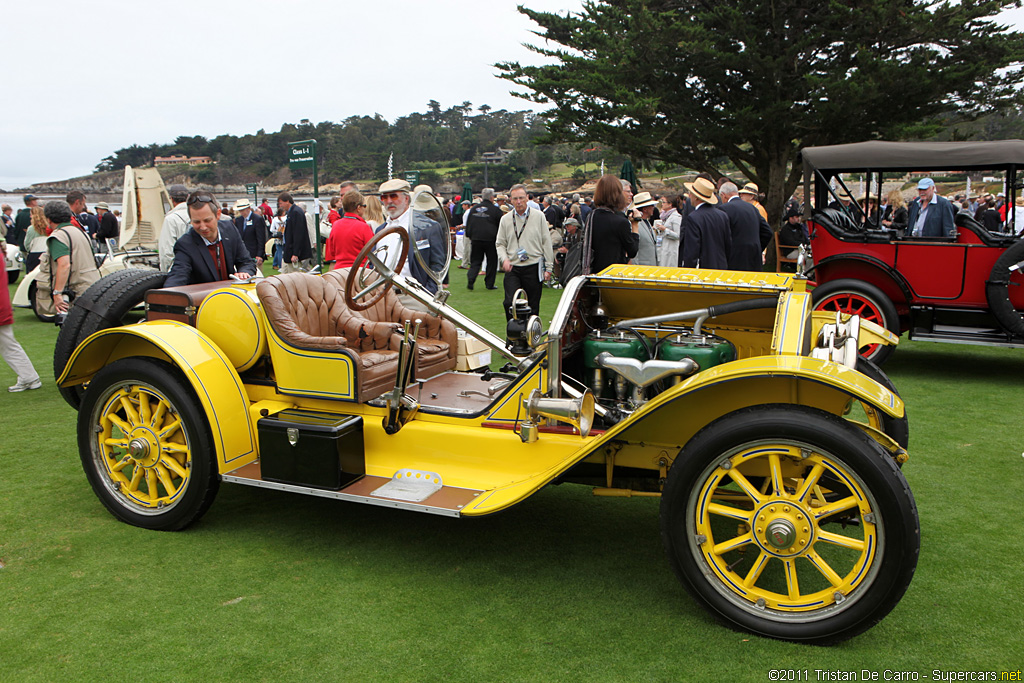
[
  {"xmin": 632, "ymin": 191, "xmax": 657, "ymax": 209},
  {"xmin": 684, "ymin": 177, "xmax": 718, "ymax": 204},
  {"xmin": 738, "ymin": 182, "xmax": 760, "ymax": 196}
]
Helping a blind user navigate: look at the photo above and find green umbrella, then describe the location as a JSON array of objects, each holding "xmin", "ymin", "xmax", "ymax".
[
  {"xmin": 454, "ymin": 181, "xmax": 474, "ymax": 219},
  {"xmin": 620, "ymin": 159, "xmax": 640, "ymax": 193}
]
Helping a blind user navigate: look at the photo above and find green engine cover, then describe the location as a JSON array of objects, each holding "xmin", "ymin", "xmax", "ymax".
[
  {"xmin": 657, "ymin": 333, "xmax": 735, "ymax": 371},
  {"xmin": 583, "ymin": 332, "xmax": 650, "ymax": 368}
]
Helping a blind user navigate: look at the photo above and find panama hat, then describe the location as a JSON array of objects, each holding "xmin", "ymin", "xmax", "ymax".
[
  {"xmin": 738, "ymin": 182, "xmax": 760, "ymax": 196},
  {"xmin": 234, "ymin": 199, "xmax": 251, "ymax": 211},
  {"xmin": 683, "ymin": 177, "xmax": 719, "ymax": 204},
  {"xmin": 95, "ymin": 201, "xmax": 110, "ymax": 210},
  {"xmin": 632, "ymin": 192, "xmax": 657, "ymax": 209}
]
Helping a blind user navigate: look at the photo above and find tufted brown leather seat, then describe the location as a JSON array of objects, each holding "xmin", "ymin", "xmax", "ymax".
[
  {"xmin": 323, "ymin": 269, "xmax": 458, "ymax": 378},
  {"xmin": 256, "ymin": 273, "xmax": 400, "ymax": 401}
]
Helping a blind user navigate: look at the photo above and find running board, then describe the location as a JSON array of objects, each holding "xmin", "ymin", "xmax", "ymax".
[
  {"xmin": 222, "ymin": 462, "xmax": 482, "ymax": 518},
  {"xmin": 909, "ymin": 329, "xmax": 1024, "ymax": 348}
]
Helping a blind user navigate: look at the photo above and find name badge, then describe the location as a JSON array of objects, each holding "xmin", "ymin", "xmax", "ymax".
[{"xmin": 416, "ymin": 239, "xmax": 430, "ymax": 251}]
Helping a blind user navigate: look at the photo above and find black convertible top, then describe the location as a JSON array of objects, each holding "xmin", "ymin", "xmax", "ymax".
[{"xmin": 801, "ymin": 140, "xmax": 1024, "ymax": 172}]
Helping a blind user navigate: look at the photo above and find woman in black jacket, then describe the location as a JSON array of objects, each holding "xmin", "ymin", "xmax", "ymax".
[
  {"xmin": 881, "ymin": 189, "xmax": 908, "ymax": 235},
  {"xmin": 586, "ymin": 174, "xmax": 639, "ymax": 274}
]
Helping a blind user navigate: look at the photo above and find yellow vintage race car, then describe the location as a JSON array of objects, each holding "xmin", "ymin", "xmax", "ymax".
[{"xmin": 57, "ymin": 191, "xmax": 917, "ymax": 645}]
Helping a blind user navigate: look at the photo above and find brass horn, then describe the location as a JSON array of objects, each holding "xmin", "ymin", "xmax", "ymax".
[{"xmin": 522, "ymin": 389, "xmax": 595, "ymax": 438}]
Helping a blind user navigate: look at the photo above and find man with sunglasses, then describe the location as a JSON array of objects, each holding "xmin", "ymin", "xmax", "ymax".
[{"xmin": 164, "ymin": 192, "xmax": 256, "ymax": 287}]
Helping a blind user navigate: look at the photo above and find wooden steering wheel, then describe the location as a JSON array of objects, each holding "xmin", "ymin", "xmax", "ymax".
[{"xmin": 345, "ymin": 225, "xmax": 410, "ymax": 311}]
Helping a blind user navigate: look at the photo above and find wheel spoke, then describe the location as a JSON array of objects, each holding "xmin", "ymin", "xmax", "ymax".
[
  {"xmin": 155, "ymin": 463, "xmax": 178, "ymax": 498},
  {"xmin": 145, "ymin": 469, "xmax": 158, "ymax": 503},
  {"xmin": 805, "ymin": 550, "xmax": 844, "ymax": 587},
  {"xmin": 768, "ymin": 453, "xmax": 784, "ymax": 496},
  {"xmin": 159, "ymin": 418, "xmax": 182, "ymax": 441},
  {"xmin": 159, "ymin": 454, "xmax": 188, "ymax": 479},
  {"xmin": 707, "ymin": 502, "xmax": 752, "ymax": 522},
  {"xmin": 103, "ymin": 438, "xmax": 129, "ymax": 449},
  {"xmin": 712, "ymin": 532, "xmax": 753, "ymax": 556},
  {"xmin": 783, "ymin": 559, "xmax": 800, "ymax": 599},
  {"xmin": 128, "ymin": 466, "xmax": 144, "ymax": 493},
  {"xmin": 794, "ymin": 463, "xmax": 826, "ymax": 503},
  {"xmin": 118, "ymin": 393, "xmax": 140, "ymax": 425},
  {"xmin": 106, "ymin": 413, "xmax": 132, "ymax": 436},
  {"xmin": 727, "ymin": 467, "xmax": 764, "ymax": 504},
  {"xmin": 354, "ymin": 276, "xmax": 386, "ymax": 301},
  {"xmin": 150, "ymin": 399, "xmax": 167, "ymax": 428},
  {"xmin": 366, "ymin": 249, "xmax": 391, "ymax": 274},
  {"xmin": 138, "ymin": 391, "xmax": 151, "ymax": 425},
  {"xmin": 817, "ymin": 530, "xmax": 867, "ymax": 552},
  {"xmin": 742, "ymin": 551, "xmax": 770, "ymax": 588},
  {"xmin": 162, "ymin": 442, "xmax": 189, "ymax": 454},
  {"xmin": 813, "ymin": 495, "xmax": 860, "ymax": 520}
]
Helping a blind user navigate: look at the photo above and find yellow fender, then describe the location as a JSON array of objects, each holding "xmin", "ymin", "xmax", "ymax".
[{"xmin": 58, "ymin": 320, "xmax": 257, "ymax": 473}]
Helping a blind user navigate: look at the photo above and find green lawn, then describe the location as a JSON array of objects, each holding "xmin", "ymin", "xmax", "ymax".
[{"xmin": 1, "ymin": 273, "xmax": 1022, "ymax": 681}]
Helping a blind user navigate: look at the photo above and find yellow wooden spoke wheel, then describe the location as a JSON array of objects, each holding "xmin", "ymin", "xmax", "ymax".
[
  {"xmin": 660, "ymin": 405, "xmax": 918, "ymax": 645},
  {"xmin": 78, "ymin": 358, "xmax": 219, "ymax": 530}
]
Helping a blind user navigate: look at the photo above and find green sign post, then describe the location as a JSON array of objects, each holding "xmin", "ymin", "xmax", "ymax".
[
  {"xmin": 403, "ymin": 170, "xmax": 421, "ymax": 187},
  {"xmin": 288, "ymin": 139, "xmax": 321, "ymax": 268},
  {"xmin": 245, "ymin": 183, "xmax": 258, "ymax": 208}
]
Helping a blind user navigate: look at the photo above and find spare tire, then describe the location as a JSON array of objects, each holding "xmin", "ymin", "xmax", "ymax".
[
  {"xmin": 985, "ymin": 239, "xmax": 1024, "ymax": 336},
  {"xmin": 54, "ymin": 268, "xmax": 168, "ymax": 410}
]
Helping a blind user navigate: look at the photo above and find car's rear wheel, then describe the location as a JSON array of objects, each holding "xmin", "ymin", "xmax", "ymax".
[
  {"xmin": 660, "ymin": 405, "xmax": 919, "ymax": 644},
  {"xmin": 78, "ymin": 357, "xmax": 219, "ymax": 531},
  {"xmin": 812, "ymin": 279, "xmax": 899, "ymax": 365}
]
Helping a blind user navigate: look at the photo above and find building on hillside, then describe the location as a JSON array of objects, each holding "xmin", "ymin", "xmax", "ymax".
[{"xmin": 154, "ymin": 155, "xmax": 214, "ymax": 167}]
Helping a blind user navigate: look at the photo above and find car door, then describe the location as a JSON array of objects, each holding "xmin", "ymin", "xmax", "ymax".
[{"xmin": 894, "ymin": 240, "xmax": 967, "ymax": 300}]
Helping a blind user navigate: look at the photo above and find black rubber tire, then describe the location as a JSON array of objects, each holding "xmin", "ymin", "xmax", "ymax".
[
  {"xmin": 985, "ymin": 239, "xmax": 1024, "ymax": 335},
  {"xmin": 7, "ymin": 269, "xmax": 18, "ymax": 285},
  {"xmin": 78, "ymin": 357, "xmax": 219, "ymax": 531},
  {"xmin": 28, "ymin": 280, "xmax": 57, "ymax": 323},
  {"xmin": 660, "ymin": 404, "xmax": 919, "ymax": 645},
  {"xmin": 854, "ymin": 357, "xmax": 909, "ymax": 450},
  {"xmin": 812, "ymin": 278, "xmax": 900, "ymax": 366},
  {"xmin": 54, "ymin": 268, "xmax": 167, "ymax": 410}
]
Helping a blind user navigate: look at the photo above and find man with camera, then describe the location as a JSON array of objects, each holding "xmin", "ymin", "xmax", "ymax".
[{"xmin": 496, "ymin": 184, "xmax": 554, "ymax": 321}]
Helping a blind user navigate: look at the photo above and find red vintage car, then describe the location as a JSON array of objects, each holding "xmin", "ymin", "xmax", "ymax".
[{"xmin": 801, "ymin": 141, "xmax": 1024, "ymax": 364}]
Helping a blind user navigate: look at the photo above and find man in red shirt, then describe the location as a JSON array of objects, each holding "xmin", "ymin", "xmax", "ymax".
[{"xmin": 326, "ymin": 190, "xmax": 373, "ymax": 270}]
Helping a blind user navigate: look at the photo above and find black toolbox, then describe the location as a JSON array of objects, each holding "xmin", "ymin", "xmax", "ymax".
[{"xmin": 257, "ymin": 410, "xmax": 365, "ymax": 489}]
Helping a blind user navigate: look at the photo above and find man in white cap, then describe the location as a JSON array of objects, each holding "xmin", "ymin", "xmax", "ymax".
[
  {"xmin": 907, "ymin": 177, "xmax": 955, "ymax": 237},
  {"xmin": 233, "ymin": 199, "xmax": 268, "ymax": 267},
  {"xmin": 376, "ymin": 178, "xmax": 447, "ymax": 300},
  {"xmin": 680, "ymin": 177, "xmax": 731, "ymax": 269},
  {"xmin": 631, "ymin": 191, "xmax": 660, "ymax": 266}
]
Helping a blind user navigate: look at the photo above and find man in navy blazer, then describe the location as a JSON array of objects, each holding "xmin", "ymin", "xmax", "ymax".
[
  {"xmin": 233, "ymin": 199, "xmax": 268, "ymax": 265},
  {"xmin": 907, "ymin": 177, "xmax": 955, "ymax": 237},
  {"xmin": 165, "ymin": 192, "xmax": 257, "ymax": 287},
  {"xmin": 680, "ymin": 177, "xmax": 732, "ymax": 269},
  {"xmin": 718, "ymin": 182, "xmax": 772, "ymax": 271}
]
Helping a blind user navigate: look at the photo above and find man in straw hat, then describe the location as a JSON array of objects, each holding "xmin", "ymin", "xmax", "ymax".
[
  {"xmin": 631, "ymin": 191, "xmax": 660, "ymax": 266},
  {"xmin": 827, "ymin": 188, "xmax": 855, "ymax": 216},
  {"xmin": 719, "ymin": 182, "xmax": 771, "ymax": 272},
  {"xmin": 680, "ymin": 177, "xmax": 731, "ymax": 269},
  {"xmin": 737, "ymin": 182, "xmax": 769, "ymax": 221}
]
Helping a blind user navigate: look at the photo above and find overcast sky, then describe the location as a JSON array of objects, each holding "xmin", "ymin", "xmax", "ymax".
[
  {"xmin": 0, "ymin": 0, "xmax": 583, "ymax": 190},
  {"xmin": 3, "ymin": 1, "xmax": 1023, "ymax": 191}
]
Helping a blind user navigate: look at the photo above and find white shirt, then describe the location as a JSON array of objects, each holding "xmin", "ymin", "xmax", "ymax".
[{"xmin": 380, "ymin": 208, "xmax": 413, "ymax": 278}]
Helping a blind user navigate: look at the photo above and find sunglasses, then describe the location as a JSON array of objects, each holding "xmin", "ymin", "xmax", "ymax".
[
  {"xmin": 380, "ymin": 192, "xmax": 405, "ymax": 201},
  {"xmin": 186, "ymin": 192, "xmax": 216, "ymax": 205}
]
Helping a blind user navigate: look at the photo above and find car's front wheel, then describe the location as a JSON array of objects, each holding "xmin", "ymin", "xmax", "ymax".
[
  {"xmin": 78, "ymin": 357, "xmax": 219, "ymax": 531},
  {"xmin": 812, "ymin": 279, "xmax": 899, "ymax": 365},
  {"xmin": 660, "ymin": 405, "xmax": 919, "ymax": 644}
]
